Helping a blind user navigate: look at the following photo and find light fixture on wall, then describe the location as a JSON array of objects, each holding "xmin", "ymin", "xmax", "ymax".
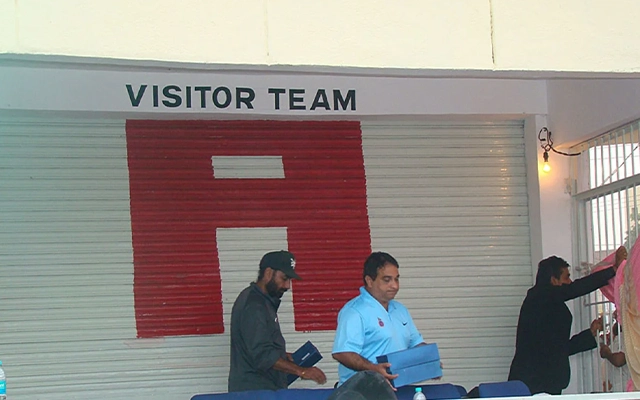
[
  {"xmin": 542, "ymin": 151, "xmax": 551, "ymax": 173},
  {"xmin": 538, "ymin": 127, "xmax": 580, "ymax": 173}
]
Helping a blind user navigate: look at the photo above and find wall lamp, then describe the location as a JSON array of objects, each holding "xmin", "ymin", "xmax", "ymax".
[
  {"xmin": 542, "ymin": 151, "xmax": 551, "ymax": 173},
  {"xmin": 538, "ymin": 127, "xmax": 580, "ymax": 173}
]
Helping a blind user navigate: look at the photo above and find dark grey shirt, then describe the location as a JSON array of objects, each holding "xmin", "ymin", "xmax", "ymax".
[{"xmin": 228, "ymin": 282, "xmax": 288, "ymax": 392}]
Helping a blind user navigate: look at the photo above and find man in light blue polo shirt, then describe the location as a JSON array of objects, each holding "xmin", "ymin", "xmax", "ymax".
[{"xmin": 332, "ymin": 251, "xmax": 425, "ymax": 385}]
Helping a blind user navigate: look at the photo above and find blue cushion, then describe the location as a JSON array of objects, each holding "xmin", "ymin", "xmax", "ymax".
[
  {"xmin": 191, "ymin": 390, "xmax": 278, "ymax": 400},
  {"xmin": 276, "ymin": 388, "xmax": 334, "ymax": 400},
  {"xmin": 395, "ymin": 383, "xmax": 464, "ymax": 400},
  {"xmin": 478, "ymin": 380, "xmax": 531, "ymax": 398},
  {"xmin": 191, "ymin": 388, "xmax": 335, "ymax": 400},
  {"xmin": 453, "ymin": 385, "xmax": 467, "ymax": 397}
]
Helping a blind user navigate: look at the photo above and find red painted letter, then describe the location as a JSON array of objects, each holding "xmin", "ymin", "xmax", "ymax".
[{"xmin": 127, "ymin": 120, "xmax": 371, "ymax": 337}]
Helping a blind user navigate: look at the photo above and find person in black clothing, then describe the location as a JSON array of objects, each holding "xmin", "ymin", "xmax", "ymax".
[
  {"xmin": 508, "ymin": 247, "xmax": 626, "ymax": 395},
  {"xmin": 228, "ymin": 250, "xmax": 327, "ymax": 392}
]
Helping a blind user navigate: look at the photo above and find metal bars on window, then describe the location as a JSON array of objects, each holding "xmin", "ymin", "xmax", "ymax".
[
  {"xmin": 572, "ymin": 121, "xmax": 640, "ymax": 193},
  {"xmin": 571, "ymin": 120, "xmax": 640, "ymax": 393}
]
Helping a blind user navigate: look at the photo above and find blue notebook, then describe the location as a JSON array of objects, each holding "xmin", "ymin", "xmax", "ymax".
[
  {"xmin": 286, "ymin": 341, "xmax": 323, "ymax": 385},
  {"xmin": 376, "ymin": 343, "xmax": 442, "ymax": 388}
]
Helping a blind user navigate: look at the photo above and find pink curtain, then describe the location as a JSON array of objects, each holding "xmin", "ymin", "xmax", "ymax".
[
  {"xmin": 621, "ymin": 238, "xmax": 640, "ymax": 391},
  {"xmin": 592, "ymin": 252, "xmax": 626, "ymax": 310},
  {"xmin": 591, "ymin": 245, "xmax": 638, "ymax": 391}
]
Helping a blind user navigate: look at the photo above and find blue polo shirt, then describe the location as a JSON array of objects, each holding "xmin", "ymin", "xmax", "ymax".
[{"xmin": 332, "ymin": 286, "xmax": 424, "ymax": 384}]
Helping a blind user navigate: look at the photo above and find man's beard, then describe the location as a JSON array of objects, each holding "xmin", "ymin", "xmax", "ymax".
[{"xmin": 266, "ymin": 276, "xmax": 287, "ymax": 298}]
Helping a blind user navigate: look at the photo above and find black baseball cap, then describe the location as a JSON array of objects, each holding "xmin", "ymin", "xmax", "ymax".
[{"xmin": 259, "ymin": 250, "xmax": 301, "ymax": 280}]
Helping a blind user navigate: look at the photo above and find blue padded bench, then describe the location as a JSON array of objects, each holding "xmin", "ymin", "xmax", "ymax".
[
  {"xmin": 477, "ymin": 380, "xmax": 531, "ymax": 398},
  {"xmin": 192, "ymin": 383, "xmax": 467, "ymax": 400},
  {"xmin": 191, "ymin": 388, "xmax": 334, "ymax": 400},
  {"xmin": 395, "ymin": 383, "xmax": 466, "ymax": 400}
]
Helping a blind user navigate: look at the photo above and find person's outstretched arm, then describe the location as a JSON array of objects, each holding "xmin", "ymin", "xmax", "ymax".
[
  {"xmin": 568, "ymin": 317, "xmax": 601, "ymax": 356},
  {"xmin": 553, "ymin": 247, "xmax": 625, "ymax": 302}
]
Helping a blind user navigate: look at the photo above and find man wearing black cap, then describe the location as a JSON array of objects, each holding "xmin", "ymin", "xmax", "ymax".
[
  {"xmin": 508, "ymin": 248, "xmax": 626, "ymax": 395},
  {"xmin": 228, "ymin": 250, "xmax": 327, "ymax": 392}
]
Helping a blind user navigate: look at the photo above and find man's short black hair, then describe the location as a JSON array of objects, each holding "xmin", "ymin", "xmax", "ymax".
[
  {"xmin": 363, "ymin": 252, "xmax": 399, "ymax": 284},
  {"xmin": 535, "ymin": 256, "xmax": 570, "ymax": 286}
]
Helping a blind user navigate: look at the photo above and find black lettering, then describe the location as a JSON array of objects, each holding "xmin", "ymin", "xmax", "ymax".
[
  {"xmin": 268, "ymin": 88, "xmax": 286, "ymax": 110},
  {"xmin": 333, "ymin": 89, "xmax": 356, "ymax": 111},
  {"xmin": 186, "ymin": 86, "xmax": 192, "ymax": 108},
  {"xmin": 194, "ymin": 86, "xmax": 212, "ymax": 108},
  {"xmin": 310, "ymin": 89, "xmax": 331, "ymax": 111},
  {"xmin": 162, "ymin": 85, "xmax": 182, "ymax": 108},
  {"xmin": 212, "ymin": 87, "xmax": 232, "ymax": 108},
  {"xmin": 236, "ymin": 87, "xmax": 255, "ymax": 109},
  {"xmin": 126, "ymin": 84, "xmax": 147, "ymax": 107},
  {"xmin": 152, "ymin": 85, "xmax": 159, "ymax": 108},
  {"xmin": 289, "ymin": 89, "xmax": 306, "ymax": 110}
]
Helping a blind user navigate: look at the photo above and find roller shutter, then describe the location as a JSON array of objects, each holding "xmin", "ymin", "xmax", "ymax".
[{"xmin": 0, "ymin": 118, "xmax": 530, "ymax": 399}]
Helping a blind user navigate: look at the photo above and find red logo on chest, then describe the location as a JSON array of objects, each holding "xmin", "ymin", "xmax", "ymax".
[{"xmin": 378, "ymin": 317, "xmax": 384, "ymax": 327}]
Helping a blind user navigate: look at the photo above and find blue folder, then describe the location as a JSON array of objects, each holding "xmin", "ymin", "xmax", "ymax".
[
  {"xmin": 376, "ymin": 343, "xmax": 442, "ymax": 388},
  {"xmin": 287, "ymin": 341, "xmax": 323, "ymax": 385}
]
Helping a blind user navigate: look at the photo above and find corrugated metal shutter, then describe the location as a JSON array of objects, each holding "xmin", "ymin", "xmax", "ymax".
[
  {"xmin": 0, "ymin": 118, "xmax": 147, "ymax": 399},
  {"xmin": 361, "ymin": 122, "xmax": 531, "ymax": 389},
  {"xmin": 0, "ymin": 118, "xmax": 530, "ymax": 399}
]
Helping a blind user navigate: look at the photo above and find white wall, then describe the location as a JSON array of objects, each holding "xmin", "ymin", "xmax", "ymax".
[
  {"xmin": 0, "ymin": 64, "xmax": 548, "ymax": 117},
  {"xmin": 2, "ymin": 0, "xmax": 640, "ymax": 72},
  {"xmin": 539, "ymin": 78, "xmax": 640, "ymax": 267},
  {"xmin": 491, "ymin": 1, "xmax": 640, "ymax": 72},
  {"xmin": 547, "ymin": 79, "xmax": 640, "ymax": 145},
  {"xmin": 542, "ymin": 78, "xmax": 640, "ymax": 268}
]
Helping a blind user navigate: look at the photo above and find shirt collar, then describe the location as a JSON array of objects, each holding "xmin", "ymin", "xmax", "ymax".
[
  {"xmin": 359, "ymin": 286, "xmax": 396, "ymax": 312},
  {"xmin": 251, "ymin": 282, "xmax": 281, "ymax": 311}
]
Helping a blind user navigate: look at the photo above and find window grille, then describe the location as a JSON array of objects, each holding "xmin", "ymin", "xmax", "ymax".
[{"xmin": 570, "ymin": 120, "xmax": 640, "ymax": 393}]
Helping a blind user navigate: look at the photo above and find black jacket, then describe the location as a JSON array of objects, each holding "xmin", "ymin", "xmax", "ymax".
[
  {"xmin": 228, "ymin": 283, "xmax": 288, "ymax": 392},
  {"xmin": 508, "ymin": 267, "xmax": 616, "ymax": 394}
]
